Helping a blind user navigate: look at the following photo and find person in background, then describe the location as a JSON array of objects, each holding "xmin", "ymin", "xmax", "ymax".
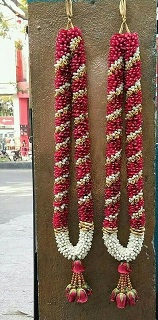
[{"xmin": 10, "ymin": 138, "xmax": 15, "ymax": 150}]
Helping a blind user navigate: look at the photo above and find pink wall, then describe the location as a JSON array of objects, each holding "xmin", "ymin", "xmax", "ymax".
[
  {"xmin": 16, "ymin": 45, "xmax": 29, "ymax": 152},
  {"xmin": 19, "ymin": 98, "xmax": 29, "ymax": 146},
  {"xmin": 16, "ymin": 49, "xmax": 23, "ymax": 82}
]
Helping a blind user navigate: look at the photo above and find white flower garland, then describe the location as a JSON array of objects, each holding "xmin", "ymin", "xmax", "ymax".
[
  {"xmin": 102, "ymin": 232, "xmax": 144, "ymax": 262},
  {"xmin": 55, "ymin": 229, "xmax": 94, "ymax": 261}
]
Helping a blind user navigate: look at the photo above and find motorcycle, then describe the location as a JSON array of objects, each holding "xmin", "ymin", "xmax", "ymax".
[
  {"xmin": 0, "ymin": 149, "xmax": 11, "ymax": 161},
  {"xmin": 12, "ymin": 150, "xmax": 22, "ymax": 161}
]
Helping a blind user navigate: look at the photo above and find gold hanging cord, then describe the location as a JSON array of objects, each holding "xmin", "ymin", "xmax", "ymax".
[
  {"xmin": 119, "ymin": 0, "xmax": 130, "ymax": 34},
  {"xmin": 65, "ymin": 0, "xmax": 74, "ymax": 29}
]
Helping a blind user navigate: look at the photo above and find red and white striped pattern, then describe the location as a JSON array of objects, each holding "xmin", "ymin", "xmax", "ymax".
[
  {"xmin": 53, "ymin": 27, "xmax": 94, "ymax": 261},
  {"xmin": 103, "ymin": 32, "xmax": 145, "ymax": 309},
  {"xmin": 103, "ymin": 33, "xmax": 145, "ymax": 262}
]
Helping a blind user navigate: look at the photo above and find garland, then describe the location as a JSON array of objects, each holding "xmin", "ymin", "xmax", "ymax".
[
  {"xmin": 102, "ymin": 32, "xmax": 145, "ymax": 308},
  {"xmin": 53, "ymin": 26, "xmax": 94, "ymax": 303}
]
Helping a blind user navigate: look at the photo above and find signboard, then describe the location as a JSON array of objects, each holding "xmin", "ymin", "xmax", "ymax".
[
  {"xmin": 0, "ymin": 83, "xmax": 17, "ymax": 95},
  {"xmin": 0, "ymin": 116, "xmax": 14, "ymax": 127},
  {"xmin": 0, "ymin": 38, "xmax": 16, "ymax": 94},
  {"xmin": 20, "ymin": 124, "xmax": 28, "ymax": 136}
]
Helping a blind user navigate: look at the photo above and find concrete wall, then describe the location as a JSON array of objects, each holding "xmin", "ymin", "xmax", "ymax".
[{"xmin": 28, "ymin": 0, "xmax": 156, "ymax": 319}]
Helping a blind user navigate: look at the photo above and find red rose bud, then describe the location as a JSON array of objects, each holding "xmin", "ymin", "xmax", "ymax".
[
  {"xmin": 83, "ymin": 284, "xmax": 92, "ymax": 296},
  {"xmin": 118, "ymin": 262, "xmax": 131, "ymax": 275},
  {"xmin": 67, "ymin": 288, "xmax": 77, "ymax": 303},
  {"xmin": 116, "ymin": 292, "xmax": 127, "ymax": 309},
  {"xmin": 76, "ymin": 288, "xmax": 88, "ymax": 303},
  {"xmin": 132, "ymin": 289, "xmax": 139, "ymax": 302},
  {"xmin": 126, "ymin": 290, "xmax": 136, "ymax": 306},
  {"xmin": 65, "ymin": 284, "xmax": 72, "ymax": 294},
  {"xmin": 72, "ymin": 260, "xmax": 85, "ymax": 274},
  {"xmin": 110, "ymin": 288, "xmax": 120, "ymax": 302}
]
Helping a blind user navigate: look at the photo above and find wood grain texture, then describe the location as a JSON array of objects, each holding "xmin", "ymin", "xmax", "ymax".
[{"xmin": 28, "ymin": 1, "xmax": 156, "ymax": 319}]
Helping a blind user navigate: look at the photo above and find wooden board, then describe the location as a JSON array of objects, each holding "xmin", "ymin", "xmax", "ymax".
[{"xmin": 28, "ymin": 0, "xmax": 156, "ymax": 319}]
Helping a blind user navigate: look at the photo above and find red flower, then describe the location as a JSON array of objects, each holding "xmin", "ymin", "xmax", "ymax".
[
  {"xmin": 76, "ymin": 288, "xmax": 88, "ymax": 303},
  {"xmin": 118, "ymin": 262, "xmax": 131, "ymax": 274},
  {"xmin": 67, "ymin": 288, "xmax": 77, "ymax": 303},
  {"xmin": 110, "ymin": 288, "xmax": 120, "ymax": 302},
  {"xmin": 65, "ymin": 284, "xmax": 72, "ymax": 294},
  {"xmin": 72, "ymin": 260, "xmax": 85, "ymax": 274},
  {"xmin": 127, "ymin": 290, "xmax": 137, "ymax": 306},
  {"xmin": 116, "ymin": 292, "xmax": 127, "ymax": 309}
]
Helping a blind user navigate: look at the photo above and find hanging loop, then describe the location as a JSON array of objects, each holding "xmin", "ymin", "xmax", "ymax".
[
  {"xmin": 66, "ymin": 0, "xmax": 73, "ymax": 18},
  {"xmin": 119, "ymin": 0, "xmax": 130, "ymax": 34},
  {"xmin": 65, "ymin": 0, "xmax": 74, "ymax": 29}
]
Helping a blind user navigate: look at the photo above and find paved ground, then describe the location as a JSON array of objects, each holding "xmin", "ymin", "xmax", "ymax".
[{"xmin": 0, "ymin": 169, "xmax": 33, "ymax": 319}]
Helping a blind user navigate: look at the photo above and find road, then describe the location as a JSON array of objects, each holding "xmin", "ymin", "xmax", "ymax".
[{"xmin": 0, "ymin": 169, "xmax": 33, "ymax": 320}]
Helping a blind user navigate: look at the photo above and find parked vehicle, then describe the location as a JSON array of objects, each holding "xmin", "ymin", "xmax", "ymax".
[
  {"xmin": 12, "ymin": 150, "xmax": 22, "ymax": 161},
  {"xmin": 0, "ymin": 149, "xmax": 11, "ymax": 161}
]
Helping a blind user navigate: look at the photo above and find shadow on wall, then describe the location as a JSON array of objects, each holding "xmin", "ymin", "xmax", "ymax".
[{"xmin": 155, "ymin": 143, "xmax": 158, "ymax": 317}]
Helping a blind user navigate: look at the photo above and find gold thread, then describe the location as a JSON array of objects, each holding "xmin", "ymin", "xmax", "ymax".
[
  {"xmin": 127, "ymin": 150, "xmax": 142, "ymax": 163},
  {"xmin": 125, "ymin": 104, "xmax": 142, "ymax": 120},
  {"xmin": 106, "ymin": 172, "xmax": 120, "ymax": 187},
  {"xmin": 102, "ymin": 227, "xmax": 118, "ymax": 234},
  {"xmin": 126, "ymin": 128, "xmax": 142, "ymax": 142},
  {"xmin": 70, "ymin": 36, "xmax": 82, "ymax": 52},
  {"xmin": 130, "ymin": 227, "xmax": 145, "ymax": 235},
  {"xmin": 54, "ymin": 54, "xmax": 70, "ymax": 72},
  {"xmin": 129, "ymin": 194, "xmax": 143, "ymax": 204},
  {"xmin": 54, "ymin": 227, "xmax": 68, "ymax": 233},
  {"xmin": 79, "ymin": 221, "xmax": 94, "ymax": 231},
  {"xmin": 107, "ymin": 129, "xmax": 122, "ymax": 142},
  {"xmin": 126, "ymin": 55, "xmax": 140, "ymax": 70},
  {"xmin": 107, "ymin": 86, "xmax": 123, "ymax": 102},
  {"xmin": 119, "ymin": 0, "xmax": 130, "ymax": 33},
  {"xmin": 72, "ymin": 88, "xmax": 87, "ymax": 102},
  {"xmin": 72, "ymin": 65, "xmax": 86, "ymax": 80},
  {"xmin": 65, "ymin": 0, "xmax": 74, "ymax": 29},
  {"xmin": 54, "ymin": 176, "xmax": 67, "ymax": 184},
  {"xmin": 106, "ymin": 108, "xmax": 122, "ymax": 121},
  {"xmin": 127, "ymin": 83, "xmax": 141, "ymax": 97},
  {"xmin": 108, "ymin": 60, "xmax": 123, "ymax": 76},
  {"xmin": 128, "ymin": 171, "xmax": 143, "ymax": 185}
]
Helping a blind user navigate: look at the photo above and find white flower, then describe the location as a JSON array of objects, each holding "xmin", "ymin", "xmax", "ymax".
[
  {"xmin": 55, "ymin": 229, "xmax": 94, "ymax": 261},
  {"xmin": 102, "ymin": 232, "xmax": 144, "ymax": 262}
]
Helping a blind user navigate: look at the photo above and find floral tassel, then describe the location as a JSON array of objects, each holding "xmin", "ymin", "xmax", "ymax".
[
  {"xmin": 66, "ymin": 260, "xmax": 92, "ymax": 303},
  {"xmin": 111, "ymin": 262, "xmax": 139, "ymax": 308}
]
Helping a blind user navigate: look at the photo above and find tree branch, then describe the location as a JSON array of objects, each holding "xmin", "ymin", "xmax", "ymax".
[{"xmin": 2, "ymin": 0, "xmax": 28, "ymax": 20}]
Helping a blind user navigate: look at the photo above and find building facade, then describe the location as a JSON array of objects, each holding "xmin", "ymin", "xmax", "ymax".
[{"xmin": 0, "ymin": 7, "xmax": 29, "ymax": 152}]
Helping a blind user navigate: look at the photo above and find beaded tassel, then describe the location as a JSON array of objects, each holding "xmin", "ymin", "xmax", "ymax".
[
  {"xmin": 66, "ymin": 260, "xmax": 92, "ymax": 303},
  {"xmin": 110, "ymin": 262, "xmax": 139, "ymax": 308}
]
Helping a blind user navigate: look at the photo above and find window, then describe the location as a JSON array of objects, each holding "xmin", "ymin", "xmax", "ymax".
[{"xmin": 0, "ymin": 96, "xmax": 13, "ymax": 116}]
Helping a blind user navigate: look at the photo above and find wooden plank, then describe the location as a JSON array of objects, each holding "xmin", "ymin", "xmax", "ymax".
[{"xmin": 28, "ymin": 1, "xmax": 156, "ymax": 319}]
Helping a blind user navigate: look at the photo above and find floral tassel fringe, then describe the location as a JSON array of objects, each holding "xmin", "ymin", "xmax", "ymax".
[
  {"xmin": 66, "ymin": 260, "xmax": 92, "ymax": 303},
  {"xmin": 111, "ymin": 262, "xmax": 139, "ymax": 308}
]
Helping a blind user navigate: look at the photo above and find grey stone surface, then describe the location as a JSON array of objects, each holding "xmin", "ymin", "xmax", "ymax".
[
  {"xmin": 0, "ymin": 161, "xmax": 32, "ymax": 170},
  {"xmin": 0, "ymin": 169, "xmax": 33, "ymax": 319}
]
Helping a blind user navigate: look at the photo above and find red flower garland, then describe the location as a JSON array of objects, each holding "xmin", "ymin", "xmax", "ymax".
[
  {"xmin": 53, "ymin": 26, "xmax": 93, "ymax": 303},
  {"xmin": 103, "ymin": 33, "xmax": 145, "ymax": 308}
]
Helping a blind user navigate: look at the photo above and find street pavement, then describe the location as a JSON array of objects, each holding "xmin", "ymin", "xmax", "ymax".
[{"xmin": 0, "ymin": 169, "xmax": 33, "ymax": 319}]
